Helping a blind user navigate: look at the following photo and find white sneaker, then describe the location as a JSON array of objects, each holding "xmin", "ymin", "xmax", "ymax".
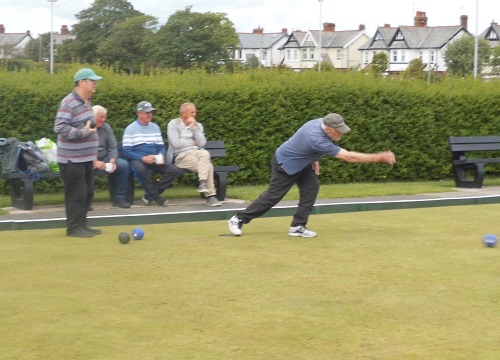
[
  {"xmin": 227, "ymin": 215, "xmax": 243, "ymax": 236},
  {"xmin": 288, "ymin": 226, "xmax": 317, "ymax": 238}
]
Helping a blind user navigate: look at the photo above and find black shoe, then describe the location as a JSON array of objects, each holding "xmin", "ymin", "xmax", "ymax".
[
  {"xmin": 114, "ymin": 198, "xmax": 131, "ymax": 208},
  {"xmin": 154, "ymin": 196, "xmax": 168, "ymax": 207},
  {"xmin": 84, "ymin": 226, "xmax": 102, "ymax": 235},
  {"xmin": 67, "ymin": 229, "xmax": 94, "ymax": 238}
]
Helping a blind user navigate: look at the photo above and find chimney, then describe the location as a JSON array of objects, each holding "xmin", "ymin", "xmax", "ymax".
[
  {"xmin": 27, "ymin": 30, "xmax": 30, "ymax": 36},
  {"xmin": 61, "ymin": 25, "xmax": 69, "ymax": 35},
  {"xmin": 359, "ymin": 24, "xmax": 365, "ymax": 31},
  {"xmin": 252, "ymin": 27, "xmax": 263, "ymax": 34},
  {"xmin": 384, "ymin": 24, "xmax": 391, "ymax": 28},
  {"xmin": 414, "ymin": 11, "xmax": 428, "ymax": 27},
  {"xmin": 460, "ymin": 15, "xmax": 468, "ymax": 29},
  {"xmin": 323, "ymin": 22, "xmax": 335, "ymax": 32},
  {"xmin": 492, "ymin": 21, "xmax": 498, "ymax": 26},
  {"xmin": 0, "ymin": 24, "xmax": 5, "ymax": 34},
  {"xmin": 281, "ymin": 28, "xmax": 288, "ymax": 34}
]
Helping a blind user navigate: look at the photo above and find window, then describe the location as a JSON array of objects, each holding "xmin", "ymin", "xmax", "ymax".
[
  {"xmin": 401, "ymin": 51, "xmax": 405, "ymax": 62},
  {"xmin": 310, "ymin": 50, "xmax": 314, "ymax": 60},
  {"xmin": 292, "ymin": 49, "xmax": 298, "ymax": 60},
  {"xmin": 337, "ymin": 50, "xmax": 341, "ymax": 60},
  {"xmin": 302, "ymin": 49, "xmax": 307, "ymax": 60},
  {"xmin": 286, "ymin": 49, "xmax": 291, "ymax": 60},
  {"xmin": 419, "ymin": 51, "xmax": 423, "ymax": 60},
  {"xmin": 364, "ymin": 52, "xmax": 369, "ymax": 64},
  {"xmin": 262, "ymin": 50, "xmax": 267, "ymax": 61},
  {"xmin": 392, "ymin": 51, "xmax": 398, "ymax": 62},
  {"xmin": 431, "ymin": 50, "xmax": 435, "ymax": 63}
]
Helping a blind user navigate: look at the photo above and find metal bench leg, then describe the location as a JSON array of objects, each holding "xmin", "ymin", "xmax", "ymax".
[
  {"xmin": 9, "ymin": 178, "xmax": 34, "ymax": 210},
  {"xmin": 214, "ymin": 172, "xmax": 228, "ymax": 201},
  {"xmin": 452, "ymin": 163, "xmax": 484, "ymax": 188}
]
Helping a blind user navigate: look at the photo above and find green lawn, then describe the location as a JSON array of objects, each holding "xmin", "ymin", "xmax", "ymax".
[{"xmin": 1, "ymin": 204, "xmax": 500, "ymax": 359}]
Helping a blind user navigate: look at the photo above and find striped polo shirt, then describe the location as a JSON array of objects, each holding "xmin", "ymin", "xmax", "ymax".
[{"xmin": 54, "ymin": 90, "xmax": 98, "ymax": 164}]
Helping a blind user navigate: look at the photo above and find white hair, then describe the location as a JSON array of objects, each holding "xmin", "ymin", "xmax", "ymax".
[{"xmin": 92, "ymin": 105, "xmax": 107, "ymax": 116}]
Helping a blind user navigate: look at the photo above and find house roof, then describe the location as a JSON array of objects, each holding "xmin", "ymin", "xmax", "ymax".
[
  {"xmin": 238, "ymin": 32, "xmax": 288, "ymax": 49},
  {"xmin": 360, "ymin": 27, "xmax": 398, "ymax": 50},
  {"xmin": 480, "ymin": 23, "xmax": 500, "ymax": 48},
  {"xmin": 281, "ymin": 29, "xmax": 366, "ymax": 50},
  {"xmin": 308, "ymin": 30, "xmax": 367, "ymax": 48},
  {"xmin": 279, "ymin": 31, "xmax": 307, "ymax": 49},
  {"xmin": 53, "ymin": 33, "xmax": 75, "ymax": 46},
  {"xmin": 395, "ymin": 25, "xmax": 466, "ymax": 49},
  {"xmin": 0, "ymin": 32, "xmax": 32, "ymax": 47},
  {"xmin": 361, "ymin": 25, "xmax": 468, "ymax": 51}
]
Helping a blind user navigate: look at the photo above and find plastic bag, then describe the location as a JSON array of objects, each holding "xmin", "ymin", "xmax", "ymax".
[{"xmin": 36, "ymin": 138, "xmax": 59, "ymax": 172}]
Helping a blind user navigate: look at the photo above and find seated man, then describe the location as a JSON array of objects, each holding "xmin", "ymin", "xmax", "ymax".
[
  {"xmin": 92, "ymin": 105, "xmax": 131, "ymax": 208},
  {"xmin": 122, "ymin": 101, "xmax": 183, "ymax": 207},
  {"xmin": 166, "ymin": 102, "xmax": 221, "ymax": 207}
]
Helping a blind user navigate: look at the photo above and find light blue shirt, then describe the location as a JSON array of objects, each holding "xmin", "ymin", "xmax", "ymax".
[{"xmin": 275, "ymin": 118, "xmax": 340, "ymax": 175}]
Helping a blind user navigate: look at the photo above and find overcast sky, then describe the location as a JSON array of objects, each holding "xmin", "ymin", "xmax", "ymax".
[{"xmin": 1, "ymin": 0, "xmax": 499, "ymax": 37}]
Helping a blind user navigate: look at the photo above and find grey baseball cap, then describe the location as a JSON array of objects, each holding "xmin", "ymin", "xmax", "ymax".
[
  {"xmin": 323, "ymin": 113, "xmax": 351, "ymax": 134},
  {"xmin": 137, "ymin": 101, "xmax": 155, "ymax": 112}
]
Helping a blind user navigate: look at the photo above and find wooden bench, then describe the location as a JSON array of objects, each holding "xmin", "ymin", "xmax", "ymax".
[
  {"xmin": 448, "ymin": 136, "xmax": 500, "ymax": 188},
  {"xmin": 1, "ymin": 140, "xmax": 239, "ymax": 210}
]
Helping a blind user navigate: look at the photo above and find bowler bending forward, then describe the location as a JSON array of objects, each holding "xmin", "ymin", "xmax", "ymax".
[{"xmin": 227, "ymin": 113, "xmax": 396, "ymax": 238}]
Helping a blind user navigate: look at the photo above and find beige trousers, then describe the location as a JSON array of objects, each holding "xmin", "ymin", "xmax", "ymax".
[{"xmin": 175, "ymin": 149, "xmax": 216, "ymax": 197}]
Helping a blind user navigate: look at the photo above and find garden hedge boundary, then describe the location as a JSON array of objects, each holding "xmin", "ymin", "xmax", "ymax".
[{"xmin": 1, "ymin": 65, "xmax": 499, "ymax": 194}]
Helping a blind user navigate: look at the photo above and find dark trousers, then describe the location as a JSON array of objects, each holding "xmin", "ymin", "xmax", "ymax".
[
  {"xmin": 100, "ymin": 156, "xmax": 130, "ymax": 199},
  {"xmin": 59, "ymin": 161, "xmax": 94, "ymax": 234},
  {"xmin": 237, "ymin": 154, "xmax": 320, "ymax": 227},
  {"xmin": 131, "ymin": 160, "xmax": 183, "ymax": 200}
]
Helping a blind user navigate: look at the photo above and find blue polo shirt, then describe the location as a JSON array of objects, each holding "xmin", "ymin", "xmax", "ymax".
[{"xmin": 275, "ymin": 118, "xmax": 341, "ymax": 175}]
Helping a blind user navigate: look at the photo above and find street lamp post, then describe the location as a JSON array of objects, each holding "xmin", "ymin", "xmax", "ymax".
[
  {"xmin": 318, "ymin": 0, "xmax": 323, "ymax": 71},
  {"xmin": 47, "ymin": 0, "xmax": 58, "ymax": 74},
  {"xmin": 473, "ymin": 0, "xmax": 479, "ymax": 78}
]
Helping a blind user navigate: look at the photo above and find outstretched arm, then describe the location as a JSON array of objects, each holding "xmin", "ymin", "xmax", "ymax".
[{"xmin": 335, "ymin": 149, "xmax": 396, "ymax": 165}]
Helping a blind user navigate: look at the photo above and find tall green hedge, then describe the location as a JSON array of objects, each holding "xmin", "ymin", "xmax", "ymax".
[{"xmin": 1, "ymin": 65, "xmax": 499, "ymax": 194}]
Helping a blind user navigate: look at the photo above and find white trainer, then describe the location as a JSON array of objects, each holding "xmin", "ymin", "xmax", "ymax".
[
  {"xmin": 288, "ymin": 226, "xmax": 317, "ymax": 238},
  {"xmin": 227, "ymin": 215, "xmax": 243, "ymax": 236}
]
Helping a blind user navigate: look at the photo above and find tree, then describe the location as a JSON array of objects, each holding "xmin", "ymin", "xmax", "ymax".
[
  {"xmin": 150, "ymin": 7, "xmax": 239, "ymax": 70},
  {"xmin": 97, "ymin": 15, "xmax": 157, "ymax": 74},
  {"xmin": 444, "ymin": 35, "xmax": 491, "ymax": 77},
  {"xmin": 403, "ymin": 58, "xmax": 425, "ymax": 80},
  {"xmin": 371, "ymin": 52, "xmax": 388, "ymax": 77},
  {"xmin": 23, "ymin": 33, "xmax": 51, "ymax": 62},
  {"xmin": 57, "ymin": 0, "xmax": 144, "ymax": 63},
  {"xmin": 489, "ymin": 46, "xmax": 500, "ymax": 77}
]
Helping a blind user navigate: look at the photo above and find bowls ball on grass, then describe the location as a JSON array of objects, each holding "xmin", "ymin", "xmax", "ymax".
[
  {"xmin": 483, "ymin": 234, "xmax": 498, "ymax": 248},
  {"xmin": 132, "ymin": 228, "xmax": 144, "ymax": 240},
  {"xmin": 118, "ymin": 232, "xmax": 131, "ymax": 244}
]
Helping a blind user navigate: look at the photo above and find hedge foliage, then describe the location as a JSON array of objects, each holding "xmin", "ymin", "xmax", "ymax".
[{"xmin": 1, "ymin": 65, "xmax": 499, "ymax": 195}]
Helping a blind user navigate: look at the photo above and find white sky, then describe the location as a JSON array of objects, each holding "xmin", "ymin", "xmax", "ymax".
[{"xmin": 1, "ymin": 0, "xmax": 499, "ymax": 37}]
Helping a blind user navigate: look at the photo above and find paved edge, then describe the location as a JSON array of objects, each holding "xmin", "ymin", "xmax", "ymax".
[{"xmin": 2, "ymin": 194, "xmax": 500, "ymax": 231}]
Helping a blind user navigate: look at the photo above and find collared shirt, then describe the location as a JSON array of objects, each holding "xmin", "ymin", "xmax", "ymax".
[
  {"xmin": 275, "ymin": 119, "xmax": 341, "ymax": 175},
  {"xmin": 54, "ymin": 90, "xmax": 98, "ymax": 164}
]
